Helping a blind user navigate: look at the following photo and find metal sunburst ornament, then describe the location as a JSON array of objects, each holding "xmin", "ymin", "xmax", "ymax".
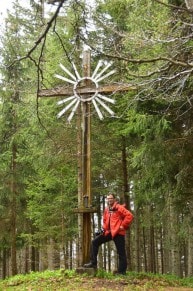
[{"xmin": 55, "ymin": 60, "xmax": 116, "ymax": 122}]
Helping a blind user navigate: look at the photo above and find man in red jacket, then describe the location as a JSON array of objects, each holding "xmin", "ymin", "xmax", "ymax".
[{"xmin": 84, "ymin": 193, "xmax": 134, "ymax": 275}]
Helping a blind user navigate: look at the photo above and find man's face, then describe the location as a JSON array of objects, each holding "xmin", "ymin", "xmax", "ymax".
[{"xmin": 107, "ymin": 195, "xmax": 115, "ymax": 206}]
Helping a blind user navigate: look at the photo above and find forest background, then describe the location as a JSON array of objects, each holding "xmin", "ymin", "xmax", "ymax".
[{"xmin": 0, "ymin": 0, "xmax": 193, "ymax": 280}]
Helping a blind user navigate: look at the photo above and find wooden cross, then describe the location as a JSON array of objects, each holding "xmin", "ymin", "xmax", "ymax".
[{"xmin": 38, "ymin": 50, "xmax": 136, "ymax": 266}]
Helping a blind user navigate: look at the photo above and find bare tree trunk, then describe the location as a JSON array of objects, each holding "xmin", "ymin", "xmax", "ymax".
[
  {"xmin": 121, "ymin": 135, "xmax": 132, "ymax": 270},
  {"xmin": 2, "ymin": 249, "xmax": 7, "ymax": 279},
  {"xmin": 142, "ymin": 227, "xmax": 147, "ymax": 272},
  {"xmin": 47, "ymin": 238, "xmax": 54, "ymax": 270},
  {"xmin": 61, "ymin": 212, "xmax": 65, "ymax": 268},
  {"xmin": 149, "ymin": 224, "xmax": 156, "ymax": 273},
  {"xmin": 10, "ymin": 142, "xmax": 17, "ymax": 276},
  {"xmin": 134, "ymin": 207, "xmax": 141, "ymax": 272},
  {"xmin": 187, "ymin": 224, "xmax": 193, "ymax": 276},
  {"xmin": 47, "ymin": 238, "xmax": 60, "ymax": 270},
  {"xmin": 24, "ymin": 246, "xmax": 29, "ymax": 273},
  {"xmin": 31, "ymin": 246, "xmax": 36, "ymax": 271},
  {"xmin": 39, "ymin": 244, "xmax": 48, "ymax": 271},
  {"xmin": 162, "ymin": 192, "xmax": 172, "ymax": 274},
  {"xmin": 97, "ymin": 195, "xmax": 103, "ymax": 269},
  {"xmin": 64, "ymin": 241, "xmax": 68, "ymax": 269},
  {"xmin": 168, "ymin": 195, "xmax": 181, "ymax": 276},
  {"xmin": 148, "ymin": 205, "xmax": 156, "ymax": 273},
  {"xmin": 160, "ymin": 227, "xmax": 164, "ymax": 274},
  {"xmin": 35, "ymin": 248, "xmax": 40, "ymax": 271},
  {"xmin": 69, "ymin": 241, "xmax": 73, "ymax": 269}
]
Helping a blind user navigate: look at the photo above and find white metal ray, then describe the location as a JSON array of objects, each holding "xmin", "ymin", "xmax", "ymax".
[
  {"xmin": 97, "ymin": 93, "xmax": 115, "ymax": 104},
  {"xmin": 59, "ymin": 63, "xmax": 77, "ymax": 81},
  {"xmin": 57, "ymin": 98, "xmax": 77, "ymax": 118},
  {"xmin": 92, "ymin": 99, "xmax": 104, "ymax": 120},
  {"xmin": 57, "ymin": 95, "xmax": 76, "ymax": 105},
  {"xmin": 55, "ymin": 74, "xmax": 76, "ymax": 85},
  {"xmin": 95, "ymin": 96, "xmax": 115, "ymax": 116},
  {"xmin": 67, "ymin": 100, "xmax": 80, "ymax": 122},
  {"xmin": 91, "ymin": 60, "xmax": 103, "ymax": 78},
  {"xmin": 94, "ymin": 62, "xmax": 113, "ymax": 81},
  {"xmin": 95, "ymin": 69, "xmax": 116, "ymax": 83},
  {"xmin": 72, "ymin": 62, "xmax": 81, "ymax": 80}
]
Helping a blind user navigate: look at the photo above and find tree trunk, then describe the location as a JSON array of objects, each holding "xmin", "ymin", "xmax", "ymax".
[
  {"xmin": 24, "ymin": 246, "xmax": 29, "ymax": 273},
  {"xmin": 121, "ymin": 135, "xmax": 132, "ymax": 270},
  {"xmin": 169, "ymin": 195, "xmax": 181, "ymax": 276},
  {"xmin": 134, "ymin": 206, "xmax": 141, "ymax": 272},
  {"xmin": 10, "ymin": 142, "xmax": 17, "ymax": 276},
  {"xmin": 162, "ymin": 192, "xmax": 172, "ymax": 274},
  {"xmin": 64, "ymin": 241, "xmax": 68, "ymax": 269},
  {"xmin": 2, "ymin": 249, "xmax": 7, "ymax": 279},
  {"xmin": 31, "ymin": 246, "xmax": 36, "ymax": 271},
  {"xmin": 148, "ymin": 205, "xmax": 156, "ymax": 273},
  {"xmin": 149, "ymin": 224, "xmax": 156, "ymax": 273},
  {"xmin": 187, "ymin": 224, "xmax": 193, "ymax": 276},
  {"xmin": 142, "ymin": 227, "xmax": 147, "ymax": 272},
  {"xmin": 39, "ymin": 244, "xmax": 48, "ymax": 271}
]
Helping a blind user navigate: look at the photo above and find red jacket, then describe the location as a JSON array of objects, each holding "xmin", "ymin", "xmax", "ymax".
[{"xmin": 102, "ymin": 202, "xmax": 134, "ymax": 238}]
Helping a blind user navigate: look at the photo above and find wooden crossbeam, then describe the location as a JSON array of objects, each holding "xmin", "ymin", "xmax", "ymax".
[{"xmin": 38, "ymin": 83, "xmax": 136, "ymax": 98}]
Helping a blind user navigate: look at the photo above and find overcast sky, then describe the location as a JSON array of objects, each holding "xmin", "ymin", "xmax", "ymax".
[
  {"xmin": 0, "ymin": 0, "xmax": 14, "ymax": 16},
  {"xmin": 0, "ymin": 1, "xmax": 56, "ymax": 23}
]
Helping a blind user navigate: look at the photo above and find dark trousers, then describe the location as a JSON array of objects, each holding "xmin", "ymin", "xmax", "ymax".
[{"xmin": 90, "ymin": 233, "xmax": 127, "ymax": 273}]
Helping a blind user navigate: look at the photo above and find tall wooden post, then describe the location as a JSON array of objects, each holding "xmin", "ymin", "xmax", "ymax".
[{"xmin": 82, "ymin": 51, "xmax": 92, "ymax": 264}]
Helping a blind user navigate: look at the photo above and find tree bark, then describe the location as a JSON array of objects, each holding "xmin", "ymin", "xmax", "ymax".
[
  {"xmin": 2, "ymin": 249, "xmax": 7, "ymax": 279},
  {"xmin": 121, "ymin": 135, "xmax": 132, "ymax": 270},
  {"xmin": 10, "ymin": 142, "xmax": 17, "ymax": 276},
  {"xmin": 187, "ymin": 224, "xmax": 193, "ymax": 276}
]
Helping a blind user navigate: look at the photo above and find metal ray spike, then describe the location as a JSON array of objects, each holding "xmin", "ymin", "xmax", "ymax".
[
  {"xmin": 72, "ymin": 62, "xmax": 81, "ymax": 80},
  {"xmin": 95, "ymin": 96, "xmax": 115, "ymax": 116},
  {"xmin": 57, "ymin": 98, "xmax": 77, "ymax": 118},
  {"xmin": 57, "ymin": 95, "xmax": 76, "ymax": 105},
  {"xmin": 59, "ymin": 63, "xmax": 77, "ymax": 81},
  {"xmin": 95, "ymin": 69, "xmax": 116, "ymax": 83},
  {"xmin": 55, "ymin": 74, "xmax": 76, "ymax": 85},
  {"xmin": 92, "ymin": 99, "xmax": 104, "ymax": 120},
  {"xmin": 91, "ymin": 60, "xmax": 103, "ymax": 78},
  {"xmin": 97, "ymin": 94, "xmax": 115, "ymax": 104},
  {"xmin": 67, "ymin": 100, "xmax": 80, "ymax": 122},
  {"xmin": 94, "ymin": 62, "xmax": 113, "ymax": 81}
]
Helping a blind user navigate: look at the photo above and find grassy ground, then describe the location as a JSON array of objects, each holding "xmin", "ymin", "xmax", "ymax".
[{"xmin": 0, "ymin": 269, "xmax": 193, "ymax": 290}]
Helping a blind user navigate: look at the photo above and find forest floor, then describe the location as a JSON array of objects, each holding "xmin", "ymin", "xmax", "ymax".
[
  {"xmin": 0, "ymin": 269, "xmax": 193, "ymax": 290},
  {"xmin": 67, "ymin": 277, "xmax": 193, "ymax": 290}
]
